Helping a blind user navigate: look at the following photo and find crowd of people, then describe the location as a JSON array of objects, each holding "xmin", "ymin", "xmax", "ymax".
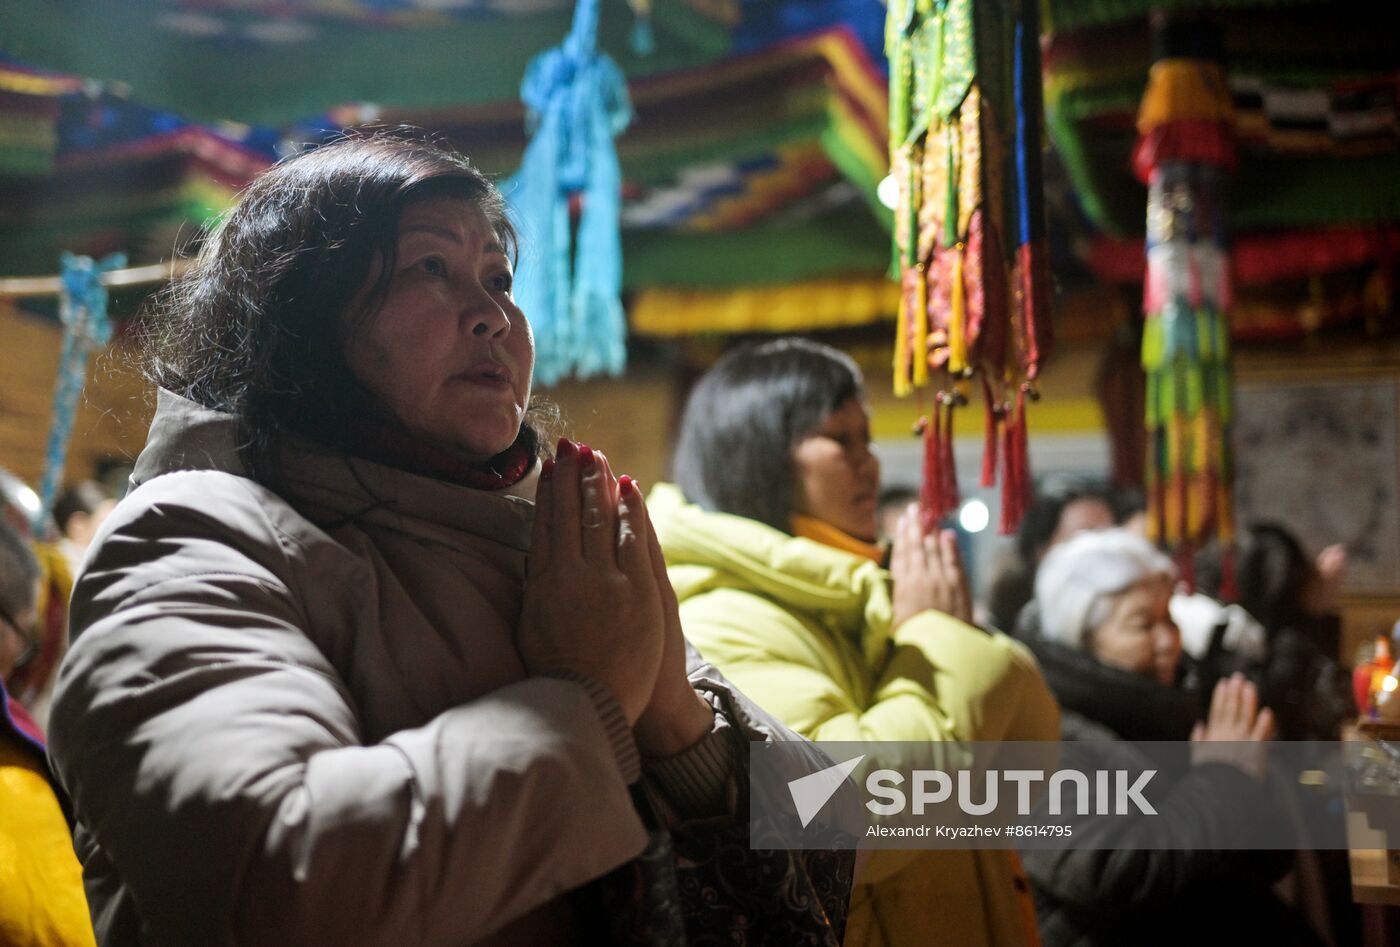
[{"xmin": 0, "ymin": 134, "xmax": 1367, "ymax": 946}]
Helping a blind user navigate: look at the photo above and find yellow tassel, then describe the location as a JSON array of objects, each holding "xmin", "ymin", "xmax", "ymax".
[
  {"xmin": 1217, "ymin": 481, "xmax": 1235, "ymax": 545},
  {"xmin": 1166, "ymin": 415, "xmax": 1186, "ymax": 545},
  {"xmin": 949, "ymin": 243, "xmax": 968, "ymax": 375},
  {"xmin": 894, "ymin": 276, "xmax": 911, "ymax": 397},
  {"xmin": 913, "ymin": 263, "xmax": 929, "ymax": 387},
  {"xmin": 1187, "ymin": 413, "xmax": 1208, "ymax": 538},
  {"xmin": 1163, "ymin": 481, "xmax": 1179, "ymax": 546}
]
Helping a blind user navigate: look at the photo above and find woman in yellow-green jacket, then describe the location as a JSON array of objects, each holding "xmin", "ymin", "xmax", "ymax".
[{"xmin": 651, "ymin": 338, "xmax": 1060, "ymax": 947}]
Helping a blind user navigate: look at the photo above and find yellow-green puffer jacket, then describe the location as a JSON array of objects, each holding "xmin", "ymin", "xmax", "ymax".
[{"xmin": 650, "ymin": 484, "xmax": 1061, "ymax": 947}]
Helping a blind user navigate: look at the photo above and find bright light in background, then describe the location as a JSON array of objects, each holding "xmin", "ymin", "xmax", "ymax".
[
  {"xmin": 877, "ymin": 173, "xmax": 899, "ymax": 210},
  {"xmin": 12, "ymin": 483, "xmax": 40, "ymax": 518},
  {"xmin": 958, "ymin": 499, "xmax": 990, "ymax": 534},
  {"xmin": 1384, "ymin": 675, "xmax": 1398, "ymax": 694}
]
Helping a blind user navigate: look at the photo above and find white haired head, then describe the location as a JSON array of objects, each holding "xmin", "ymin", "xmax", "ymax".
[{"xmin": 1035, "ymin": 527, "xmax": 1175, "ymax": 650}]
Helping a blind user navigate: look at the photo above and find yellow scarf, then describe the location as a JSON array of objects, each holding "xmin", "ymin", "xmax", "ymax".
[{"xmin": 790, "ymin": 514, "xmax": 884, "ymax": 564}]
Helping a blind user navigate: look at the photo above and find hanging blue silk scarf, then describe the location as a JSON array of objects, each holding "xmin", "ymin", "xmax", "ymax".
[
  {"xmin": 505, "ymin": 0, "xmax": 633, "ymax": 385},
  {"xmin": 35, "ymin": 251, "xmax": 125, "ymax": 530}
]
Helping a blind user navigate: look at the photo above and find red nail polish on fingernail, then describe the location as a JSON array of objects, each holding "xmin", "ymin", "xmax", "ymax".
[
  {"xmin": 540, "ymin": 459, "xmax": 555, "ymax": 482},
  {"xmin": 618, "ymin": 474, "xmax": 634, "ymax": 494},
  {"xmin": 579, "ymin": 444, "xmax": 596, "ymax": 468},
  {"xmin": 556, "ymin": 438, "xmax": 576, "ymax": 458}
]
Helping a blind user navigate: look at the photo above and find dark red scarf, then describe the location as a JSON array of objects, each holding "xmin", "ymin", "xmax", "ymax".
[{"xmin": 349, "ymin": 419, "xmax": 535, "ymax": 491}]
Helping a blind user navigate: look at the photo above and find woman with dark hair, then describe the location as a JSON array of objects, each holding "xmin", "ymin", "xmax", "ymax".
[
  {"xmin": 1186, "ymin": 524, "xmax": 1353, "ymax": 741},
  {"xmin": 984, "ymin": 478, "xmax": 1117, "ymax": 637},
  {"xmin": 52, "ymin": 480, "xmax": 116, "ymax": 574},
  {"xmin": 48, "ymin": 134, "xmax": 850, "ymax": 945},
  {"xmin": 651, "ymin": 338, "xmax": 1059, "ymax": 947}
]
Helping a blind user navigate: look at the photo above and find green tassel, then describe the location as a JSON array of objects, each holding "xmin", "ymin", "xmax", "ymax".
[{"xmin": 1142, "ymin": 317, "xmax": 1165, "ymax": 370}]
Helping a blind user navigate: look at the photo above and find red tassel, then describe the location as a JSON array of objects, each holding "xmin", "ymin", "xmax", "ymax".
[
  {"xmin": 1018, "ymin": 243, "xmax": 1052, "ymax": 381},
  {"xmin": 1177, "ymin": 542, "xmax": 1196, "ymax": 594},
  {"xmin": 999, "ymin": 409, "xmax": 1016, "ymax": 535},
  {"xmin": 942, "ymin": 399, "xmax": 961, "ymax": 512},
  {"xmin": 981, "ymin": 378, "xmax": 999, "ymax": 489},
  {"xmin": 921, "ymin": 411, "xmax": 942, "ymax": 535},
  {"xmin": 1010, "ymin": 386, "xmax": 1031, "ymax": 529},
  {"xmin": 1218, "ymin": 544, "xmax": 1237, "ymax": 602},
  {"xmin": 1000, "ymin": 390, "xmax": 1028, "ymax": 534},
  {"xmin": 1020, "ymin": 247, "xmax": 1038, "ymax": 372}
]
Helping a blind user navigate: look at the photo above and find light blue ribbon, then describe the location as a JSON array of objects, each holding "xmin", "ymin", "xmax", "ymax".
[
  {"xmin": 505, "ymin": 0, "xmax": 633, "ymax": 386},
  {"xmin": 35, "ymin": 251, "xmax": 125, "ymax": 531}
]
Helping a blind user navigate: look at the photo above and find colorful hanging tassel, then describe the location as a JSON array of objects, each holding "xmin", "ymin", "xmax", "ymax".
[
  {"xmin": 505, "ymin": 0, "xmax": 633, "ymax": 386},
  {"xmin": 1136, "ymin": 19, "xmax": 1237, "ymax": 584},
  {"xmin": 887, "ymin": 0, "xmax": 1051, "ymax": 535}
]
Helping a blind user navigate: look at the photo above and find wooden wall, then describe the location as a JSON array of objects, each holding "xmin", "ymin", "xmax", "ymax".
[{"xmin": 0, "ymin": 300, "xmax": 153, "ymax": 491}]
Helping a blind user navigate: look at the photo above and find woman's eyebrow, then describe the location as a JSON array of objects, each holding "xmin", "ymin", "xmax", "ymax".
[
  {"xmin": 400, "ymin": 226, "xmax": 505, "ymax": 259},
  {"xmin": 400, "ymin": 223, "xmax": 463, "ymax": 243}
]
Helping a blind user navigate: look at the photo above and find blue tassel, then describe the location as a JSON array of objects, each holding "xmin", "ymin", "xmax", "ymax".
[
  {"xmin": 505, "ymin": 0, "xmax": 633, "ymax": 385},
  {"xmin": 36, "ymin": 251, "xmax": 125, "ymax": 531}
]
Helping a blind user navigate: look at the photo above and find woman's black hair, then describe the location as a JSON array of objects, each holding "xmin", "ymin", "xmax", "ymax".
[
  {"xmin": 1196, "ymin": 523, "xmax": 1312, "ymax": 634},
  {"xmin": 52, "ymin": 481, "xmax": 109, "ymax": 534},
  {"xmin": 1015, "ymin": 478, "xmax": 1116, "ymax": 563},
  {"xmin": 143, "ymin": 130, "xmax": 549, "ymax": 486},
  {"xmin": 671, "ymin": 337, "xmax": 863, "ymax": 532}
]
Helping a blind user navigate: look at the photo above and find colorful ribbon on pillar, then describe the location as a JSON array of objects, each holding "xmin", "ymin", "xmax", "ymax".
[{"xmin": 1136, "ymin": 42, "xmax": 1237, "ymax": 591}]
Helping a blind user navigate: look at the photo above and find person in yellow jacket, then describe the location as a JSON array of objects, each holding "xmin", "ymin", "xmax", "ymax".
[
  {"xmin": 0, "ymin": 518, "xmax": 95, "ymax": 947},
  {"xmin": 650, "ymin": 338, "xmax": 1060, "ymax": 947}
]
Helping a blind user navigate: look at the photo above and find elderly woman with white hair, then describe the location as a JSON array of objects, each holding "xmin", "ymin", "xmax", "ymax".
[{"xmin": 1017, "ymin": 528, "xmax": 1320, "ymax": 947}]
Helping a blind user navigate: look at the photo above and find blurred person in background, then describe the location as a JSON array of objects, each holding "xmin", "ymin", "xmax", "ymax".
[
  {"xmin": 0, "ymin": 467, "xmax": 73, "ymax": 731},
  {"xmin": 0, "ymin": 518, "xmax": 95, "ymax": 946},
  {"xmin": 1020, "ymin": 527, "xmax": 1319, "ymax": 947},
  {"xmin": 51, "ymin": 481, "xmax": 117, "ymax": 576},
  {"xmin": 1110, "ymin": 486, "xmax": 1148, "ymax": 537},
  {"xmin": 877, "ymin": 484, "xmax": 918, "ymax": 546},
  {"xmin": 1184, "ymin": 524, "xmax": 1352, "ymax": 742},
  {"xmin": 985, "ymin": 478, "xmax": 1117, "ymax": 635},
  {"xmin": 651, "ymin": 337, "xmax": 1059, "ymax": 947},
  {"xmin": 1178, "ymin": 524, "xmax": 1360, "ymax": 945}
]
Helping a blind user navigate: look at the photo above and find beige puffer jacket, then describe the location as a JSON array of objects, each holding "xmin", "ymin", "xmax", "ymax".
[{"xmin": 48, "ymin": 391, "xmax": 800, "ymax": 946}]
